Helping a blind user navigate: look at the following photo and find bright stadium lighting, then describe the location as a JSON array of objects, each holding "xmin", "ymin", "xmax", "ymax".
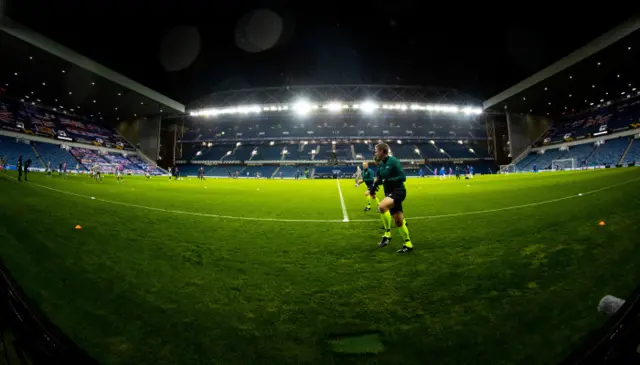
[
  {"xmin": 269, "ymin": 141, "xmax": 275, "ymax": 146},
  {"xmin": 397, "ymin": 140, "xmax": 402, "ymax": 144},
  {"xmin": 282, "ymin": 149, "xmax": 288, "ymax": 154},
  {"xmin": 439, "ymin": 149, "xmax": 445, "ymax": 153},
  {"xmin": 414, "ymin": 148, "xmax": 420, "ymax": 154},
  {"xmin": 469, "ymin": 148, "xmax": 475, "ymax": 153},
  {"xmin": 226, "ymin": 151, "xmax": 232, "ymax": 155},
  {"xmin": 207, "ymin": 143, "xmax": 213, "ymax": 147},
  {"xmin": 251, "ymin": 150, "xmax": 258, "ymax": 156},
  {"xmin": 196, "ymin": 151, "xmax": 202, "ymax": 156},
  {"xmin": 429, "ymin": 140, "xmax": 435, "ymax": 145},
  {"xmin": 236, "ymin": 142, "xmax": 242, "ymax": 147},
  {"xmin": 325, "ymin": 102, "xmax": 343, "ymax": 112},
  {"xmin": 360, "ymin": 101, "xmax": 378, "ymax": 113},
  {"xmin": 293, "ymin": 100, "xmax": 312, "ymax": 115},
  {"xmin": 311, "ymin": 149, "xmax": 316, "ymax": 154},
  {"xmin": 458, "ymin": 140, "xmax": 463, "ymax": 144},
  {"xmin": 332, "ymin": 141, "xmax": 337, "ymax": 145}
]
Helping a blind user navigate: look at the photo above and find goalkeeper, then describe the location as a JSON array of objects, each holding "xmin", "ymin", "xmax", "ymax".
[
  {"xmin": 360, "ymin": 162, "xmax": 379, "ymax": 212},
  {"xmin": 366, "ymin": 143, "xmax": 413, "ymax": 253}
]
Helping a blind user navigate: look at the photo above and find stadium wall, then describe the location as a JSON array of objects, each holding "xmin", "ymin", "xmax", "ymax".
[
  {"xmin": 507, "ymin": 113, "xmax": 551, "ymax": 160},
  {"xmin": 116, "ymin": 116, "xmax": 162, "ymax": 162}
]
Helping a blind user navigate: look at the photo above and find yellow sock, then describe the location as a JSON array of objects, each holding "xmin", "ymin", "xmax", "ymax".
[
  {"xmin": 397, "ymin": 220, "xmax": 412, "ymax": 247},
  {"xmin": 367, "ymin": 196, "xmax": 371, "ymax": 206},
  {"xmin": 381, "ymin": 211, "xmax": 392, "ymax": 237}
]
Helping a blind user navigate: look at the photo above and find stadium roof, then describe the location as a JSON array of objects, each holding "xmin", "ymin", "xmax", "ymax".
[
  {"xmin": 483, "ymin": 15, "xmax": 640, "ymax": 118},
  {"xmin": 0, "ymin": 18, "xmax": 185, "ymax": 123}
]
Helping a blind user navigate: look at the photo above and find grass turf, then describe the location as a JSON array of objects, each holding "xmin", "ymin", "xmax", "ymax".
[{"xmin": 1, "ymin": 168, "xmax": 640, "ymax": 364}]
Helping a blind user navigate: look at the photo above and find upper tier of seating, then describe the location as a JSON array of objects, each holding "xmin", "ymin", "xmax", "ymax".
[
  {"xmin": 0, "ymin": 99, "xmax": 134, "ymax": 150},
  {"xmin": 180, "ymin": 115, "xmax": 487, "ymax": 141},
  {"xmin": 536, "ymin": 99, "xmax": 640, "ymax": 146}
]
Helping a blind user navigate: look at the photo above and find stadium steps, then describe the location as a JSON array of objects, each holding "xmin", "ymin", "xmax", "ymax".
[
  {"xmin": 31, "ymin": 145, "xmax": 46, "ymax": 168},
  {"xmin": 617, "ymin": 138, "xmax": 634, "ymax": 165},
  {"xmin": 583, "ymin": 145, "xmax": 599, "ymax": 165},
  {"xmin": 271, "ymin": 166, "xmax": 280, "ymax": 178}
]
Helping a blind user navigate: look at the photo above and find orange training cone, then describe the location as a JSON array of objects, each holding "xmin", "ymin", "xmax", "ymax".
[
  {"xmin": 599, "ymin": 221, "xmax": 605, "ymax": 226},
  {"xmin": 75, "ymin": 225, "xmax": 82, "ymax": 230}
]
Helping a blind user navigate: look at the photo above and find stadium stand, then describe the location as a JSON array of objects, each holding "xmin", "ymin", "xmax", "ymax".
[
  {"xmin": 127, "ymin": 155, "xmax": 164, "ymax": 175},
  {"xmin": 0, "ymin": 135, "xmax": 42, "ymax": 168},
  {"xmin": 253, "ymin": 145, "xmax": 285, "ymax": 160},
  {"xmin": 561, "ymin": 143, "xmax": 596, "ymax": 167},
  {"xmin": 622, "ymin": 139, "xmax": 640, "ymax": 165},
  {"xmin": 587, "ymin": 138, "xmax": 630, "ymax": 166},
  {"xmin": 69, "ymin": 148, "xmax": 114, "ymax": 172},
  {"xmin": 34, "ymin": 142, "xmax": 84, "ymax": 171},
  {"xmin": 241, "ymin": 165, "xmax": 278, "ymax": 177},
  {"xmin": 192, "ymin": 145, "xmax": 232, "ymax": 161}
]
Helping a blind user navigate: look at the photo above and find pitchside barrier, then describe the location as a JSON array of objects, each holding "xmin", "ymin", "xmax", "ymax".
[
  {"xmin": 0, "ymin": 259, "xmax": 98, "ymax": 364},
  {"xmin": 561, "ymin": 283, "xmax": 640, "ymax": 364}
]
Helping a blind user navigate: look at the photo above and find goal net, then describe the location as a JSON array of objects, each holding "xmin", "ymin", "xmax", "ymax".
[
  {"xmin": 499, "ymin": 164, "xmax": 517, "ymax": 174},
  {"xmin": 551, "ymin": 158, "xmax": 576, "ymax": 171}
]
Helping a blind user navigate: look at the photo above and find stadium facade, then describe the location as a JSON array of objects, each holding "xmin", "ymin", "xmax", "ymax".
[{"xmin": 177, "ymin": 84, "xmax": 495, "ymax": 178}]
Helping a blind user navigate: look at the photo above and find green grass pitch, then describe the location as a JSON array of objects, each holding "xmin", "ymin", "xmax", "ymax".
[{"xmin": 1, "ymin": 168, "xmax": 640, "ymax": 365}]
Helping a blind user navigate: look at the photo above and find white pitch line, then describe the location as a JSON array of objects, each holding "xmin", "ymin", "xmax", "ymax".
[
  {"xmin": 336, "ymin": 178, "xmax": 350, "ymax": 222},
  {"xmin": 2, "ymin": 173, "xmax": 639, "ymax": 224}
]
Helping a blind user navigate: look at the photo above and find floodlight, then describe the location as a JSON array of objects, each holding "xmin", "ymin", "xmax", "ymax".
[{"xmin": 293, "ymin": 100, "xmax": 312, "ymax": 115}]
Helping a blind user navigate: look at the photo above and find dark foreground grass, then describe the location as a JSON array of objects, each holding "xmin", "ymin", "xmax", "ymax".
[{"xmin": 1, "ymin": 169, "xmax": 640, "ymax": 364}]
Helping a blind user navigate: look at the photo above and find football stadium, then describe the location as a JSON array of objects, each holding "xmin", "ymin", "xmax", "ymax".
[{"xmin": 1, "ymin": 9, "xmax": 640, "ymax": 365}]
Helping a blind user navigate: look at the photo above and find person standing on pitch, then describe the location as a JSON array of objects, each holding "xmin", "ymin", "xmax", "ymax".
[
  {"xmin": 360, "ymin": 161, "xmax": 379, "ymax": 212},
  {"xmin": 366, "ymin": 143, "xmax": 413, "ymax": 253},
  {"xmin": 17, "ymin": 156, "xmax": 23, "ymax": 182},
  {"xmin": 23, "ymin": 158, "xmax": 31, "ymax": 182}
]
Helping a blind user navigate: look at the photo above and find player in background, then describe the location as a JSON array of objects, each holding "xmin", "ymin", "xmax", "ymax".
[
  {"xmin": 116, "ymin": 164, "xmax": 124, "ymax": 183},
  {"xmin": 455, "ymin": 166, "xmax": 461, "ymax": 180},
  {"xmin": 62, "ymin": 162, "xmax": 68, "ymax": 178},
  {"xmin": 76, "ymin": 163, "xmax": 80, "ymax": 174},
  {"xmin": 168, "ymin": 166, "xmax": 173, "ymax": 180},
  {"xmin": 532, "ymin": 163, "xmax": 538, "ymax": 173},
  {"xmin": 433, "ymin": 168, "xmax": 437, "ymax": 178},
  {"xmin": 46, "ymin": 160, "xmax": 52, "ymax": 177},
  {"xmin": 366, "ymin": 143, "xmax": 413, "ymax": 253},
  {"xmin": 449, "ymin": 167, "xmax": 453, "ymax": 178},
  {"xmin": 360, "ymin": 162, "xmax": 379, "ymax": 212},
  {"xmin": 469, "ymin": 166, "xmax": 474, "ymax": 178},
  {"xmin": 418, "ymin": 168, "xmax": 424, "ymax": 178},
  {"xmin": 93, "ymin": 164, "xmax": 103, "ymax": 182},
  {"xmin": 439, "ymin": 166, "xmax": 445, "ymax": 180},
  {"xmin": 355, "ymin": 165, "xmax": 362, "ymax": 187}
]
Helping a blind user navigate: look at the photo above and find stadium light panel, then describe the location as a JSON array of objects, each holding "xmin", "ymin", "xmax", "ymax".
[
  {"xmin": 429, "ymin": 140, "xmax": 435, "ymax": 144},
  {"xmin": 293, "ymin": 100, "xmax": 312, "ymax": 115},
  {"xmin": 311, "ymin": 149, "xmax": 316, "ymax": 154},
  {"xmin": 439, "ymin": 149, "xmax": 445, "ymax": 153},
  {"xmin": 332, "ymin": 141, "xmax": 337, "ymax": 144},
  {"xmin": 196, "ymin": 151, "xmax": 202, "ymax": 156},
  {"xmin": 325, "ymin": 102, "xmax": 343, "ymax": 112},
  {"xmin": 414, "ymin": 148, "xmax": 420, "ymax": 154},
  {"xmin": 251, "ymin": 150, "xmax": 258, "ymax": 156},
  {"xmin": 457, "ymin": 140, "xmax": 463, "ymax": 144},
  {"xmin": 469, "ymin": 148, "xmax": 475, "ymax": 153},
  {"xmin": 207, "ymin": 142, "xmax": 213, "ymax": 147},
  {"xmin": 236, "ymin": 142, "xmax": 242, "ymax": 146},
  {"xmin": 360, "ymin": 101, "xmax": 378, "ymax": 113},
  {"xmin": 226, "ymin": 151, "xmax": 232, "ymax": 155},
  {"xmin": 269, "ymin": 141, "xmax": 275, "ymax": 146}
]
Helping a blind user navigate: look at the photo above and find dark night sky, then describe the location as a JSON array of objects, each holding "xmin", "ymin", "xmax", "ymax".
[{"xmin": 5, "ymin": 0, "xmax": 631, "ymax": 104}]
